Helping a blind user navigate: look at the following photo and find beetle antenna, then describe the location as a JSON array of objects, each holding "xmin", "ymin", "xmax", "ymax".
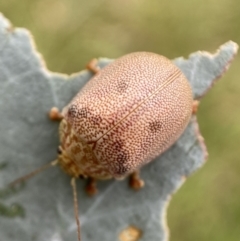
[
  {"xmin": 8, "ymin": 159, "xmax": 58, "ymax": 187},
  {"xmin": 71, "ymin": 177, "xmax": 81, "ymax": 241}
]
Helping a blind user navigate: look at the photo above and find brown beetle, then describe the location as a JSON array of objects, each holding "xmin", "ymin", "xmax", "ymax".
[{"xmin": 55, "ymin": 52, "xmax": 193, "ymax": 185}]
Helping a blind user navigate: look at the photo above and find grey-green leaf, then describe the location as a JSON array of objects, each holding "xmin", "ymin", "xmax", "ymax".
[
  {"xmin": 173, "ymin": 41, "xmax": 238, "ymax": 99},
  {"xmin": 0, "ymin": 13, "xmax": 238, "ymax": 241}
]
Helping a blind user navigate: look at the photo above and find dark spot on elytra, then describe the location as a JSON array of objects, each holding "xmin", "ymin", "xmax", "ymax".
[
  {"xmin": 116, "ymin": 79, "xmax": 128, "ymax": 93},
  {"xmin": 149, "ymin": 121, "xmax": 162, "ymax": 133},
  {"xmin": 116, "ymin": 152, "xmax": 128, "ymax": 164},
  {"xmin": 89, "ymin": 115, "xmax": 102, "ymax": 125},
  {"xmin": 67, "ymin": 104, "xmax": 78, "ymax": 118},
  {"xmin": 77, "ymin": 107, "xmax": 89, "ymax": 119},
  {"xmin": 112, "ymin": 139, "xmax": 124, "ymax": 151},
  {"xmin": 113, "ymin": 150, "xmax": 130, "ymax": 176}
]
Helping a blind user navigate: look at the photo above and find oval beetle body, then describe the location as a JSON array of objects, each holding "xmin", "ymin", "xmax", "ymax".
[{"xmin": 58, "ymin": 52, "xmax": 193, "ymax": 182}]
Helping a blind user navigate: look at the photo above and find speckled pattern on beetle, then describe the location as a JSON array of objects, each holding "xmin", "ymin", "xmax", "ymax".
[{"xmin": 52, "ymin": 52, "xmax": 193, "ymax": 188}]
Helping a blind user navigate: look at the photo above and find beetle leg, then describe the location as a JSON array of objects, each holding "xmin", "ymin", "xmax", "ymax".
[
  {"xmin": 86, "ymin": 58, "xmax": 100, "ymax": 74},
  {"xmin": 49, "ymin": 107, "xmax": 63, "ymax": 121},
  {"xmin": 86, "ymin": 177, "xmax": 98, "ymax": 196},
  {"xmin": 129, "ymin": 171, "xmax": 145, "ymax": 190},
  {"xmin": 192, "ymin": 100, "xmax": 199, "ymax": 115}
]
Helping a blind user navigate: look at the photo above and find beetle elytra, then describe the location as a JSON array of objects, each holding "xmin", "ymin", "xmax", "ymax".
[{"xmin": 55, "ymin": 52, "xmax": 193, "ymax": 187}]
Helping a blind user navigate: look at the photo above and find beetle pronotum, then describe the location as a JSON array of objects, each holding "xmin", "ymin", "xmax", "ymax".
[{"xmin": 9, "ymin": 52, "xmax": 195, "ymax": 241}]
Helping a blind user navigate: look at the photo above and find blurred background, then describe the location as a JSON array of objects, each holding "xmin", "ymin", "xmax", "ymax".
[{"xmin": 1, "ymin": 0, "xmax": 239, "ymax": 240}]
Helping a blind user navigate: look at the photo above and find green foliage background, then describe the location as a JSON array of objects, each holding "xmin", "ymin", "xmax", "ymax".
[{"xmin": 1, "ymin": 1, "xmax": 240, "ymax": 240}]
